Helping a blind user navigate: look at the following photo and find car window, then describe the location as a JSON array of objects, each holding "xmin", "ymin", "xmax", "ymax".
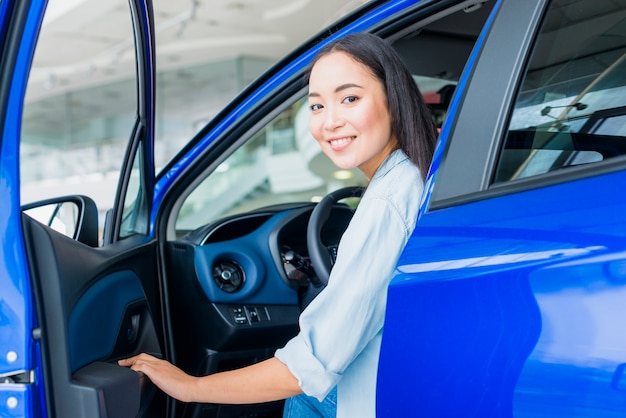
[
  {"xmin": 174, "ymin": 80, "xmax": 457, "ymax": 236},
  {"xmin": 175, "ymin": 97, "xmax": 368, "ymax": 233},
  {"xmin": 119, "ymin": 144, "xmax": 147, "ymax": 238},
  {"xmin": 173, "ymin": 2, "xmax": 495, "ymax": 235},
  {"xmin": 174, "ymin": 78, "xmax": 450, "ymax": 234},
  {"xmin": 20, "ymin": 1, "xmax": 137, "ymax": 237},
  {"xmin": 493, "ymin": 0, "xmax": 626, "ymax": 183}
]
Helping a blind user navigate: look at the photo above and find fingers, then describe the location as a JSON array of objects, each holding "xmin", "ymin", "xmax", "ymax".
[
  {"xmin": 117, "ymin": 353, "xmax": 193, "ymax": 402},
  {"xmin": 117, "ymin": 357, "xmax": 134, "ymax": 366},
  {"xmin": 118, "ymin": 352, "xmax": 157, "ymax": 369}
]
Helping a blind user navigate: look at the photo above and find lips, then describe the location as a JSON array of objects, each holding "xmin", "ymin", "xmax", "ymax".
[{"xmin": 329, "ymin": 136, "xmax": 354, "ymax": 151}]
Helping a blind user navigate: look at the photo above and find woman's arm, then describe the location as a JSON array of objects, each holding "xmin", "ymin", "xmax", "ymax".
[{"xmin": 118, "ymin": 354, "xmax": 302, "ymax": 404}]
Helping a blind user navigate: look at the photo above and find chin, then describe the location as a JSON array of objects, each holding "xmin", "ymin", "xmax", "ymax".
[{"xmin": 333, "ymin": 160, "xmax": 359, "ymax": 171}]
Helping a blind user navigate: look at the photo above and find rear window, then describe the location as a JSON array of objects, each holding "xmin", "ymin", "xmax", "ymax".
[{"xmin": 494, "ymin": 0, "xmax": 626, "ymax": 183}]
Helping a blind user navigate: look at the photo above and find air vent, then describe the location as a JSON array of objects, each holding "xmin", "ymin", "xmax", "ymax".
[{"xmin": 212, "ymin": 260, "xmax": 245, "ymax": 293}]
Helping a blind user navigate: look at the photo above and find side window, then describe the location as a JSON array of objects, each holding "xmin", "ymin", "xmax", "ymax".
[
  {"xmin": 174, "ymin": 2, "xmax": 496, "ymax": 234},
  {"xmin": 21, "ymin": 1, "xmax": 137, "ymax": 238},
  {"xmin": 494, "ymin": 0, "xmax": 626, "ymax": 183},
  {"xmin": 175, "ymin": 98, "xmax": 368, "ymax": 233},
  {"xmin": 119, "ymin": 145, "xmax": 146, "ymax": 238}
]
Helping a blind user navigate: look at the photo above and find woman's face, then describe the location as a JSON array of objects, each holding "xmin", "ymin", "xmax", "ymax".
[{"xmin": 308, "ymin": 51, "xmax": 397, "ymax": 179}]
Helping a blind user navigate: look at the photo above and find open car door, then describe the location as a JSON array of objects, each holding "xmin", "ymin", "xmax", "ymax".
[{"xmin": 0, "ymin": 0, "xmax": 163, "ymax": 416}]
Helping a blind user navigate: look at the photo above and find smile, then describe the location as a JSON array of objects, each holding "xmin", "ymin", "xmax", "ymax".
[{"xmin": 329, "ymin": 137, "xmax": 355, "ymax": 150}]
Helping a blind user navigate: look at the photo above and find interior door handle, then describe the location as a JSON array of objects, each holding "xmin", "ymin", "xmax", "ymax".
[{"xmin": 127, "ymin": 313, "xmax": 140, "ymax": 343}]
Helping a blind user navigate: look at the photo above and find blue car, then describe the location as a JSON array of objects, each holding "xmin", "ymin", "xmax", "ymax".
[{"xmin": 2, "ymin": 0, "xmax": 626, "ymax": 416}]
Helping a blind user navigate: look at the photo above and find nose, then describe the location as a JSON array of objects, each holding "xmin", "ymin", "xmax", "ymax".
[{"xmin": 324, "ymin": 106, "xmax": 345, "ymax": 131}]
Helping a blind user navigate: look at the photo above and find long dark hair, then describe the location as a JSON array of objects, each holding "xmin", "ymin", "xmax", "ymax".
[{"xmin": 306, "ymin": 33, "xmax": 438, "ymax": 181}]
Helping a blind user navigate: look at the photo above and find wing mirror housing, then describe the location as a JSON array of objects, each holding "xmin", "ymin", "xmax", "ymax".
[{"xmin": 22, "ymin": 195, "xmax": 99, "ymax": 247}]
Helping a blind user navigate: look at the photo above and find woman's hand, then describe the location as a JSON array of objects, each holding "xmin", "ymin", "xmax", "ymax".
[
  {"xmin": 118, "ymin": 353, "xmax": 196, "ymax": 402},
  {"xmin": 119, "ymin": 354, "xmax": 301, "ymax": 404}
]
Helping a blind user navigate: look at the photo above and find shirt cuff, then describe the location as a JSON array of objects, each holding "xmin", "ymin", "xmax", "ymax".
[{"xmin": 275, "ymin": 335, "xmax": 341, "ymax": 401}]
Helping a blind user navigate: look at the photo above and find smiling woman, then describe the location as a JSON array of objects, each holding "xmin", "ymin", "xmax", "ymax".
[
  {"xmin": 307, "ymin": 51, "xmax": 398, "ymax": 178},
  {"xmin": 120, "ymin": 32, "xmax": 438, "ymax": 418}
]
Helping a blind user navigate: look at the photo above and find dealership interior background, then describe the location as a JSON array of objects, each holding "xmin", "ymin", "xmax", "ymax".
[{"xmin": 20, "ymin": 0, "xmax": 370, "ymax": 223}]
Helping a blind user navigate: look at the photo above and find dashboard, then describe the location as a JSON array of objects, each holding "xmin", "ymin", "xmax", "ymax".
[
  {"xmin": 163, "ymin": 202, "xmax": 355, "ymax": 356},
  {"xmin": 188, "ymin": 202, "xmax": 354, "ymax": 299}
]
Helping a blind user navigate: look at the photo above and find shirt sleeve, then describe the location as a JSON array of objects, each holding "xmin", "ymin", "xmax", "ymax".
[{"xmin": 275, "ymin": 193, "xmax": 412, "ymax": 400}]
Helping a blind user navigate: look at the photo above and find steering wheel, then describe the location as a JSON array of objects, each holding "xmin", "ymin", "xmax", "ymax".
[{"xmin": 307, "ymin": 186, "xmax": 364, "ymax": 286}]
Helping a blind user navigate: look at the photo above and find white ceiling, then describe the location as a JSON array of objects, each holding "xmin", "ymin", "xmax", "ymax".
[
  {"xmin": 26, "ymin": 0, "xmax": 371, "ymax": 102},
  {"xmin": 20, "ymin": 0, "xmax": 372, "ymax": 209}
]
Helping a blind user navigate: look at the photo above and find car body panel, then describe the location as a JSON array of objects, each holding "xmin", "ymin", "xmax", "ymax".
[
  {"xmin": 379, "ymin": 0, "xmax": 626, "ymax": 415},
  {"xmin": 380, "ymin": 170, "xmax": 626, "ymax": 416},
  {"xmin": 0, "ymin": 0, "xmax": 47, "ymax": 416},
  {"xmin": 21, "ymin": 216, "xmax": 161, "ymax": 417}
]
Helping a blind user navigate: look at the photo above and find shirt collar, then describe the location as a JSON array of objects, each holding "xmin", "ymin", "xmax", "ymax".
[{"xmin": 371, "ymin": 149, "xmax": 409, "ymax": 182}]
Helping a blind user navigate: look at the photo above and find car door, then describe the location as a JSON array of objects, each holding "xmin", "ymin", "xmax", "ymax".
[
  {"xmin": 379, "ymin": 0, "xmax": 626, "ymax": 416},
  {"xmin": 0, "ymin": 0, "xmax": 164, "ymax": 417}
]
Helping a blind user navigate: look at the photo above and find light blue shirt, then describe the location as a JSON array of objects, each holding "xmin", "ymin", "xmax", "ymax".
[{"xmin": 275, "ymin": 150, "xmax": 424, "ymax": 418}]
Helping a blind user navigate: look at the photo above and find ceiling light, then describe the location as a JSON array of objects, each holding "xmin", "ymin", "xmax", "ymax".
[{"xmin": 332, "ymin": 170, "xmax": 353, "ymax": 180}]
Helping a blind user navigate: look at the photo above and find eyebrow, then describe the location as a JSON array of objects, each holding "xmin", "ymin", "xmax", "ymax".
[{"xmin": 308, "ymin": 83, "xmax": 364, "ymax": 98}]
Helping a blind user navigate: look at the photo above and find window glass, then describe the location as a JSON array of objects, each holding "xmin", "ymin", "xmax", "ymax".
[
  {"xmin": 24, "ymin": 201, "xmax": 79, "ymax": 238},
  {"xmin": 494, "ymin": 0, "xmax": 626, "ymax": 183},
  {"xmin": 174, "ymin": 3, "xmax": 494, "ymax": 235},
  {"xmin": 21, "ymin": 1, "xmax": 137, "ymax": 237},
  {"xmin": 175, "ymin": 98, "xmax": 368, "ymax": 233},
  {"xmin": 175, "ymin": 81, "xmax": 458, "ymax": 235},
  {"xmin": 119, "ymin": 145, "xmax": 146, "ymax": 238}
]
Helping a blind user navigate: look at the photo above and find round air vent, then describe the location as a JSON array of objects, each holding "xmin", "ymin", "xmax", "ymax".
[{"xmin": 212, "ymin": 260, "xmax": 245, "ymax": 293}]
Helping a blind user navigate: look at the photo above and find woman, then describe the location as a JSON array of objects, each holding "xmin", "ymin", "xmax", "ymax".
[{"xmin": 119, "ymin": 32, "xmax": 438, "ymax": 418}]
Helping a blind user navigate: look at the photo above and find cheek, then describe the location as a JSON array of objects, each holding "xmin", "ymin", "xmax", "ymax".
[
  {"xmin": 363, "ymin": 106, "xmax": 392, "ymax": 141},
  {"xmin": 355, "ymin": 109, "xmax": 380, "ymax": 137},
  {"xmin": 309, "ymin": 118, "xmax": 324, "ymax": 143}
]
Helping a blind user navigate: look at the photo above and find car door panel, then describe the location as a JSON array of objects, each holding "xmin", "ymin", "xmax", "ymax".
[
  {"xmin": 71, "ymin": 362, "xmax": 140, "ymax": 418},
  {"xmin": 22, "ymin": 214, "xmax": 163, "ymax": 417},
  {"xmin": 68, "ymin": 270, "xmax": 152, "ymax": 372},
  {"xmin": 380, "ymin": 171, "xmax": 626, "ymax": 416}
]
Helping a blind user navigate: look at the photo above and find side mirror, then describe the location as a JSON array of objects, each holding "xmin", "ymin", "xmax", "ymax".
[{"xmin": 22, "ymin": 195, "xmax": 99, "ymax": 247}]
